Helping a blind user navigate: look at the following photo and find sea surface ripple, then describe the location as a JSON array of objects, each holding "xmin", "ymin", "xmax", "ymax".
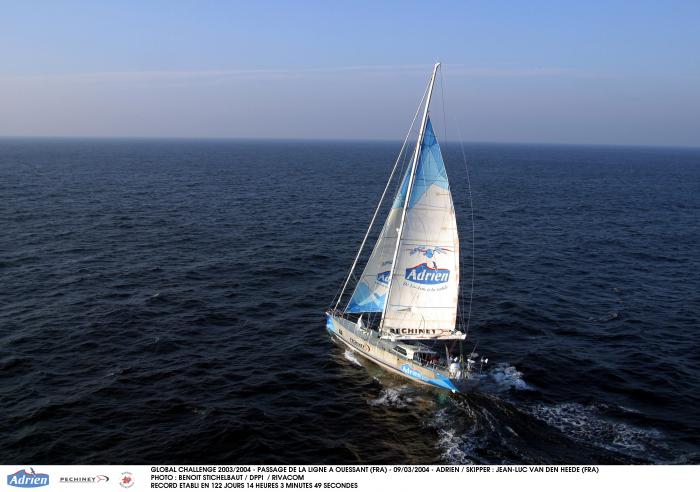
[{"xmin": 1, "ymin": 138, "xmax": 699, "ymax": 464}]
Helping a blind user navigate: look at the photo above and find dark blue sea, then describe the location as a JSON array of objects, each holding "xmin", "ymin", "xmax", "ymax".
[{"xmin": 1, "ymin": 138, "xmax": 699, "ymax": 464}]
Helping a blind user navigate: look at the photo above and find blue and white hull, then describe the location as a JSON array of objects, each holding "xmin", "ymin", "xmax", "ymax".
[{"xmin": 326, "ymin": 313, "xmax": 478, "ymax": 394}]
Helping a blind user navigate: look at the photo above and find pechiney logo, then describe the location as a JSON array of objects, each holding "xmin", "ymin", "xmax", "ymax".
[
  {"xmin": 405, "ymin": 262, "xmax": 450, "ymax": 285},
  {"xmin": 7, "ymin": 468, "xmax": 49, "ymax": 488},
  {"xmin": 119, "ymin": 472, "xmax": 134, "ymax": 489},
  {"xmin": 59, "ymin": 474, "xmax": 110, "ymax": 484}
]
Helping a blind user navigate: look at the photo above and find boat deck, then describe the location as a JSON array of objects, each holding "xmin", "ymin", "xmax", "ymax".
[{"xmin": 325, "ymin": 312, "xmax": 478, "ymax": 393}]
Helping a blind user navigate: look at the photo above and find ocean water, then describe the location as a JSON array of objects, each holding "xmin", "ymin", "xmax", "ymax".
[{"xmin": 1, "ymin": 138, "xmax": 699, "ymax": 464}]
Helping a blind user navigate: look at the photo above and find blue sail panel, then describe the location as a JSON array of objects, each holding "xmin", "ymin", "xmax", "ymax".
[
  {"xmin": 392, "ymin": 167, "xmax": 411, "ymax": 209},
  {"xmin": 409, "ymin": 118, "xmax": 449, "ymax": 208},
  {"xmin": 392, "ymin": 118, "xmax": 449, "ymax": 209},
  {"xmin": 346, "ymin": 280, "xmax": 386, "ymax": 313}
]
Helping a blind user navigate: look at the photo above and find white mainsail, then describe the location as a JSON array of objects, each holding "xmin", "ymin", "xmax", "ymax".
[{"xmin": 381, "ymin": 118, "xmax": 461, "ymax": 339}]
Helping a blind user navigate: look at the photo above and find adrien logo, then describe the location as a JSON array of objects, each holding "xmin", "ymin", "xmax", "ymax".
[
  {"xmin": 405, "ymin": 262, "xmax": 450, "ymax": 285},
  {"xmin": 375, "ymin": 270, "xmax": 391, "ymax": 285},
  {"xmin": 404, "ymin": 245, "xmax": 451, "ymax": 285},
  {"xmin": 7, "ymin": 468, "xmax": 49, "ymax": 488}
]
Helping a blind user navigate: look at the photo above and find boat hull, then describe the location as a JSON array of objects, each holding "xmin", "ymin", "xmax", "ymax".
[{"xmin": 326, "ymin": 313, "xmax": 477, "ymax": 394}]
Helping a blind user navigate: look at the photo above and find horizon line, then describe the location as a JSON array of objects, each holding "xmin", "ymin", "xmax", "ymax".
[{"xmin": 0, "ymin": 134, "xmax": 698, "ymax": 150}]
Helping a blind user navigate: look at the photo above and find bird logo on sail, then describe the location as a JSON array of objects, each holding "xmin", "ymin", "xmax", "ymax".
[{"xmin": 408, "ymin": 245, "xmax": 452, "ymax": 258}]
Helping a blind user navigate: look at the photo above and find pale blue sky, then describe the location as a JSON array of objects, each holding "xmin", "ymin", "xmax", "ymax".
[{"xmin": 1, "ymin": 1, "xmax": 698, "ymax": 145}]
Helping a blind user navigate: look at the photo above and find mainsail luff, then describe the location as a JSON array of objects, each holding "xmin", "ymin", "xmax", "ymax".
[{"xmin": 380, "ymin": 62, "xmax": 444, "ymax": 335}]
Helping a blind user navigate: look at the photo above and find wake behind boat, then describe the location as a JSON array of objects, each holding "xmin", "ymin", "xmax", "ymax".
[{"xmin": 326, "ymin": 63, "xmax": 486, "ymax": 394}]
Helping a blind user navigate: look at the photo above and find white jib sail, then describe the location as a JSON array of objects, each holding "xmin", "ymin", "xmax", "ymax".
[
  {"xmin": 381, "ymin": 118, "xmax": 461, "ymax": 339},
  {"xmin": 345, "ymin": 168, "xmax": 412, "ymax": 313}
]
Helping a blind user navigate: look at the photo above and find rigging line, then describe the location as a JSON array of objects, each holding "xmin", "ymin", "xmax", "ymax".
[
  {"xmin": 441, "ymin": 68, "xmax": 476, "ymax": 337},
  {"xmin": 331, "ymin": 245, "xmax": 359, "ymax": 308},
  {"xmin": 456, "ymin": 118, "xmax": 476, "ymax": 337},
  {"xmin": 332, "ymin": 80, "xmax": 430, "ymax": 312},
  {"xmin": 439, "ymin": 65, "xmax": 448, "ymax": 145},
  {"xmin": 439, "ymin": 66, "xmax": 466, "ymax": 334},
  {"xmin": 438, "ymin": 66, "xmax": 464, "ymax": 332}
]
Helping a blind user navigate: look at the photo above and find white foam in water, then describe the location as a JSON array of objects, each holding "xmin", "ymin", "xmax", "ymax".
[
  {"xmin": 530, "ymin": 402, "xmax": 667, "ymax": 458},
  {"xmin": 618, "ymin": 405, "xmax": 641, "ymax": 414},
  {"xmin": 343, "ymin": 349, "xmax": 362, "ymax": 367},
  {"xmin": 436, "ymin": 427, "xmax": 474, "ymax": 464},
  {"xmin": 486, "ymin": 363, "xmax": 531, "ymax": 391},
  {"xmin": 368, "ymin": 386, "xmax": 414, "ymax": 408},
  {"xmin": 431, "ymin": 408, "xmax": 476, "ymax": 464}
]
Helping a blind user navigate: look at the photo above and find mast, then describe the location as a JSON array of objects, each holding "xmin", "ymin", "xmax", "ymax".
[
  {"xmin": 380, "ymin": 62, "xmax": 441, "ymax": 334},
  {"xmin": 332, "ymin": 81, "xmax": 431, "ymax": 313}
]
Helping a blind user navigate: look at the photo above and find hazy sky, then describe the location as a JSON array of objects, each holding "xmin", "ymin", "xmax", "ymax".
[{"xmin": 1, "ymin": 1, "xmax": 699, "ymax": 146}]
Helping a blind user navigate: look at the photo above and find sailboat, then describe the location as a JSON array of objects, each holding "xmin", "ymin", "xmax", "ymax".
[{"xmin": 326, "ymin": 63, "xmax": 486, "ymax": 393}]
